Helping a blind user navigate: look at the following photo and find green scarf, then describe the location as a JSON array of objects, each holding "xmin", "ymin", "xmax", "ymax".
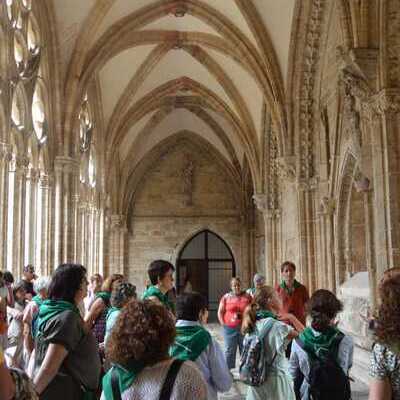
[
  {"xmin": 95, "ymin": 291, "xmax": 111, "ymax": 304},
  {"xmin": 142, "ymin": 286, "xmax": 175, "ymax": 312},
  {"xmin": 170, "ymin": 324, "xmax": 212, "ymax": 361},
  {"xmin": 256, "ymin": 310, "xmax": 277, "ymax": 320},
  {"xmin": 32, "ymin": 295, "xmax": 44, "ymax": 308},
  {"xmin": 103, "ymin": 361, "xmax": 146, "ymax": 400},
  {"xmin": 280, "ymin": 279, "xmax": 302, "ymax": 295},
  {"xmin": 36, "ymin": 299, "xmax": 80, "ymax": 336},
  {"xmin": 299, "ymin": 326, "xmax": 341, "ymax": 359},
  {"xmin": 106, "ymin": 306, "xmax": 120, "ymax": 322}
]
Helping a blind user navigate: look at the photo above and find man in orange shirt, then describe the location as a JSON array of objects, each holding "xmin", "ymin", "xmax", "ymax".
[{"xmin": 276, "ymin": 261, "xmax": 309, "ymax": 356}]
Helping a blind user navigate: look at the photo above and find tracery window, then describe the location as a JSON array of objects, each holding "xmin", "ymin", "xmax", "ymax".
[
  {"xmin": 2, "ymin": 1, "xmax": 50, "ymax": 276},
  {"xmin": 32, "ymin": 80, "xmax": 47, "ymax": 143}
]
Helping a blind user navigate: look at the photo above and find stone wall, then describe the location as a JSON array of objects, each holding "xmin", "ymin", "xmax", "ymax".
[{"xmin": 126, "ymin": 142, "xmax": 243, "ymax": 294}]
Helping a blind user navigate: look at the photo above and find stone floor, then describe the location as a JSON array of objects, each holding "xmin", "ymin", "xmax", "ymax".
[{"xmin": 207, "ymin": 324, "xmax": 369, "ymax": 400}]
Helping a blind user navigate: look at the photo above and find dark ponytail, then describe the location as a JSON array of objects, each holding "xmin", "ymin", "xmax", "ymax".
[{"xmin": 307, "ymin": 289, "xmax": 343, "ymax": 332}]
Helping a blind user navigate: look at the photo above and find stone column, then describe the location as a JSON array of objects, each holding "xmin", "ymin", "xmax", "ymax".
[
  {"xmin": 24, "ymin": 168, "xmax": 39, "ymax": 265},
  {"xmin": 98, "ymin": 207, "xmax": 105, "ymax": 276},
  {"xmin": 297, "ymin": 180, "xmax": 317, "ymax": 293},
  {"xmin": 0, "ymin": 143, "xmax": 11, "ymax": 267},
  {"xmin": 253, "ymin": 194, "xmax": 281, "ymax": 286},
  {"xmin": 53, "ymin": 160, "xmax": 63, "ymax": 267},
  {"xmin": 371, "ymin": 90, "xmax": 400, "ymax": 278},
  {"xmin": 53, "ymin": 156, "xmax": 79, "ymax": 265},
  {"xmin": 109, "ymin": 214, "xmax": 127, "ymax": 275},
  {"xmin": 38, "ymin": 174, "xmax": 52, "ymax": 275},
  {"xmin": 318, "ymin": 197, "xmax": 336, "ymax": 291},
  {"xmin": 362, "ymin": 186, "xmax": 377, "ymax": 307},
  {"xmin": 13, "ymin": 156, "xmax": 28, "ymax": 278}
]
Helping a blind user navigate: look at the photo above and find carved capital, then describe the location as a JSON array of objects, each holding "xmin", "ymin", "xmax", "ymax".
[
  {"xmin": 319, "ymin": 196, "xmax": 336, "ymax": 215},
  {"xmin": 15, "ymin": 156, "xmax": 29, "ymax": 171},
  {"xmin": 26, "ymin": 168, "xmax": 39, "ymax": 182},
  {"xmin": 0, "ymin": 142, "xmax": 12, "ymax": 162},
  {"xmin": 296, "ymin": 176, "xmax": 318, "ymax": 191},
  {"xmin": 354, "ymin": 171, "xmax": 371, "ymax": 192},
  {"xmin": 266, "ymin": 208, "xmax": 281, "ymax": 220},
  {"xmin": 372, "ymin": 88, "xmax": 400, "ymax": 116},
  {"xmin": 253, "ymin": 194, "xmax": 268, "ymax": 213},
  {"xmin": 39, "ymin": 174, "xmax": 52, "ymax": 189},
  {"xmin": 276, "ymin": 156, "xmax": 296, "ymax": 182}
]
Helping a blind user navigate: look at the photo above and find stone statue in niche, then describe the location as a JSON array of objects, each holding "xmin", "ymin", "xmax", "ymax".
[{"xmin": 182, "ymin": 158, "xmax": 194, "ymax": 206}]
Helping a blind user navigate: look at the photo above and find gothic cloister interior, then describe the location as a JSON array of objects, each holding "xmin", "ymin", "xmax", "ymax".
[{"xmin": 0, "ymin": 0, "xmax": 399, "ymax": 388}]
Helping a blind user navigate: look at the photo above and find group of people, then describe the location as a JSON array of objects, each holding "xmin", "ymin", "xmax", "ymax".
[
  {"xmin": 0, "ymin": 260, "xmax": 399, "ymax": 400},
  {"xmin": 217, "ymin": 263, "xmax": 400, "ymax": 400}
]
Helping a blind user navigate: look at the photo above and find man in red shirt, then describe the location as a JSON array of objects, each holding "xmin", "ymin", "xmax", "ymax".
[{"xmin": 276, "ymin": 261, "xmax": 308, "ymax": 356}]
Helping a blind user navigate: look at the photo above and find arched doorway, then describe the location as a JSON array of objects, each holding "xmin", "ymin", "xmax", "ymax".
[{"xmin": 177, "ymin": 230, "xmax": 236, "ymax": 321}]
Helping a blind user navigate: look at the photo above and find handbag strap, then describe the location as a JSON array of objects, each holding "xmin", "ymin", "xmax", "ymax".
[
  {"xmin": 159, "ymin": 359, "xmax": 184, "ymax": 400},
  {"xmin": 111, "ymin": 368, "xmax": 122, "ymax": 400}
]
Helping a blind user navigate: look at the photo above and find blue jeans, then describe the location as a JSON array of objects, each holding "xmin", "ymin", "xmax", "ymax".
[{"xmin": 222, "ymin": 325, "xmax": 244, "ymax": 369}]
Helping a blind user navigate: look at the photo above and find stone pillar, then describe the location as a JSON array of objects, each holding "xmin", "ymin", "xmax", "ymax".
[
  {"xmin": 371, "ymin": 89, "xmax": 400, "ymax": 279},
  {"xmin": 253, "ymin": 194, "xmax": 281, "ymax": 286},
  {"xmin": 109, "ymin": 214, "xmax": 127, "ymax": 275},
  {"xmin": 318, "ymin": 197, "xmax": 336, "ymax": 291},
  {"xmin": 24, "ymin": 168, "xmax": 39, "ymax": 265},
  {"xmin": 53, "ymin": 156, "xmax": 79, "ymax": 266},
  {"xmin": 362, "ymin": 186, "xmax": 377, "ymax": 308},
  {"xmin": 0, "ymin": 143, "xmax": 11, "ymax": 268},
  {"xmin": 297, "ymin": 180, "xmax": 317, "ymax": 293},
  {"xmin": 39, "ymin": 174, "xmax": 52, "ymax": 275},
  {"xmin": 53, "ymin": 160, "xmax": 63, "ymax": 267},
  {"xmin": 13, "ymin": 156, "xmax": 28, "ymax": 278},
  {"xmin": 98, "ymin": 207, "xmax": 105, "ymax": 276}
]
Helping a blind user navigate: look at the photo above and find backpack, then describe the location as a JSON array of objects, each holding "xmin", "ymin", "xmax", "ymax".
[
  {"xmin": 239, "ymin": 319, "xmax": 276, "ymax": 386},
  {"xmin": 295, "ymin": 333, "xmax": 352, "ymax": 400}
]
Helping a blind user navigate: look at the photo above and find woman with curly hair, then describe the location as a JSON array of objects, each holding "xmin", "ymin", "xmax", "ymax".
[
  {"xmin": 369, "ymin": 273, "xmax": 400, "ymax": 400},
  {"xmin": 101, "ymin": 299, "xmax": 207, "ymax": 400}
]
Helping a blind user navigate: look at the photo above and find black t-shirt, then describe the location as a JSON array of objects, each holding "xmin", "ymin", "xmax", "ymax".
[
  {"xmin": 21, "ymin": 279, "xmax": 36, "ymax": 297},
  {"xmin": 33, "ymin": 310, "xmax": 101, "ymax": 391}
]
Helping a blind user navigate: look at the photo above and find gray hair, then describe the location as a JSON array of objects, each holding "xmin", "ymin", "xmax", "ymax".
[
  {"xmin": 253, "ymin": 273, "xmax": 265, "ymax": 286},
  {"xmin": 34, "ymin": 276, "xmax": 51, "ymax": 293}
]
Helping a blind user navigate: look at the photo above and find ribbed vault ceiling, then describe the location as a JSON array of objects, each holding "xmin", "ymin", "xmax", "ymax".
[{"xmin": 53, "ymin": 0, "xmax": 296, "ymax": 197}]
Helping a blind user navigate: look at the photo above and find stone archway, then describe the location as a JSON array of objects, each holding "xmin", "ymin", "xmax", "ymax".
[{"xmin": 176, "ymin": 229, "xmax": 236, "ymax": 321}]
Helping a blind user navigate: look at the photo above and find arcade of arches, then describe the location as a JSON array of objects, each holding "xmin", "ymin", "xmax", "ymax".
[{"xmin": 1, "ymin": 0, "xmax": 399, "ymax": 384}]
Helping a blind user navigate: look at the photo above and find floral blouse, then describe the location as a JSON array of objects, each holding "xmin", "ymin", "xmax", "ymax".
[{"xmin": 370, "ymin": 342, "xmax": 400, "ymax": 400}]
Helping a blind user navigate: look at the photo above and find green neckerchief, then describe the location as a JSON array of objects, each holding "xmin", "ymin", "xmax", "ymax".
[
  {"xmin": 103, "ymin": 361, "xmax": 146, "ymax": 400},
  {"xmin": 106, "ymin": 306, "xmax": 120, "ymax": 322},
  {"xmin": 95, "ymin": 291, "xmax": 111, "ymax": 304},
  {"xmin": 32, "ymin": 294, "xmax": 44, "ymax": 308},
  {"xmin": 256, "ymin": 310, "xmax": 277, "ymax": 320},
  {"xmin": 280, "ymin": 279, "xmax": 302, "ymax": 295},
  {"xmin": 142, "ymin": 285, "xmax": 175, "ymax": 313},
  {"xmin": 299, "ymin": 326, "xmax": 341, "ymax": 359},
  {"xmin": 36, "ymin": 299, "xmax": 80, "ymax": 336},
  {"xmin": 170, "ymin": 324, "xmax": 212, "ymax": 361}
]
